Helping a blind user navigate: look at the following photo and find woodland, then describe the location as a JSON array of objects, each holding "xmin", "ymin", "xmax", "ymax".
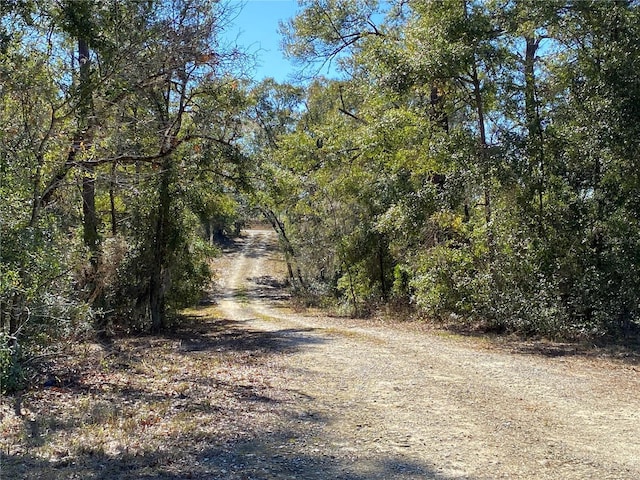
[{"xmin": 1, "ymin": 0, "xmax": 640, "ymax": 393}]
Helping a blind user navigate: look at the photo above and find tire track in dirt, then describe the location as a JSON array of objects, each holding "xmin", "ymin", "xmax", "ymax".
[{"xmin": 216, "ymin": 229, "xmax": 640, "ymax": 479}]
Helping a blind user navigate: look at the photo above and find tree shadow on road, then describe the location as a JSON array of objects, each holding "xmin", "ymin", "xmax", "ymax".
[
  {"xmin": 172, "ymin": 315, "xmax": 324, "ymax": 356},
  {"xmin": 195, "ymin": 432, "xmax": 453, "ymax": 480},
  {"xmin": 442, "ymin": 321, "xmax": 640, "ymax": 366},
  {"xmin": 1, "ymin": 434, "xmax": 454, "ymax": 480},
  {"xmin": 0, "ymin": 311, "xmax": 457, "ymax": 480}
]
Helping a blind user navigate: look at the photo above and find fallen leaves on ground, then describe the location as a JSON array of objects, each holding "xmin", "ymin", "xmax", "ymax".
[{"xmin": 0, "ymin": 312, "xmax": 303, "ymax": 480}]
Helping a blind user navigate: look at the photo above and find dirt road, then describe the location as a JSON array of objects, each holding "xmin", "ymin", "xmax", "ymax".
[
  {"xmin": 215, "ymin": 229, "xmax": 640, "ymax": 479},
  {"xmin": 2, "ymin": 228, "xmax": 639, "ymax": 479}
]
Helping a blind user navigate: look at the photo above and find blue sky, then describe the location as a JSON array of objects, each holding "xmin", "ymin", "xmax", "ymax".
[{"xmin": 224, "ymin": 0, "xmax": 300, "ymax": 83}]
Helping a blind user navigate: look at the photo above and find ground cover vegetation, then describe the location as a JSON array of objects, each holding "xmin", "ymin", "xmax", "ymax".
[{"xmin": 1, "ymin": 0, "xmax": 640, "ymax": 395}]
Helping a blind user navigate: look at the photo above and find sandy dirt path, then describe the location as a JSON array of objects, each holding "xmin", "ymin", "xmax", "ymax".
[{"xmin": 215, "ymin": 228, "xmax": 640, "ymax": 480}]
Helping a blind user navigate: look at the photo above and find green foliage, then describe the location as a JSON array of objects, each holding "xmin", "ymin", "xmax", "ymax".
[
  {"xmin": 0, "ymin": 332, "xmax": 24, "ymax": 394},
  {"xmin": 0, "ymin": 219, "xmax": 95, "ymax": 391},
  {"xmin": 0, "ymin": 0, "xmax": 252, "ymax": 381},
  {"xmin": 259, "ymin": 0, "xmax": 640, "ymax": 338},
  {"xmin": 412, "ymin": 243, "xmax": 481, "ymax": 319},
  {"xmin": 108, "ymin": 229, "xmax": 215, "ymax": 333}
]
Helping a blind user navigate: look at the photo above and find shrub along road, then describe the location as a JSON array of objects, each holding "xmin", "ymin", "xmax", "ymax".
[{"xmin": 1, "ymin": 228, "xmax": 639, "ymax": 479}]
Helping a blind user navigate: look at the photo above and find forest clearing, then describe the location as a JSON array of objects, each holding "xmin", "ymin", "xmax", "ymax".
[{"xmin": 2, "ymin": 229, "xmax": 639, "ymax": 479}]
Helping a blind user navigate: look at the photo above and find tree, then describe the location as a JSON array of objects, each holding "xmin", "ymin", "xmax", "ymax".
[
  {"xmin": 274, "ymin": 0, "xmax": 640, "ymax": 336},
  {"xmin": 539, "ymin": 0, "xmax": 640, "ymax": 334},
  {"xmin": 1, "ymin": 0, "xmax": 250, "ymax": 389}
]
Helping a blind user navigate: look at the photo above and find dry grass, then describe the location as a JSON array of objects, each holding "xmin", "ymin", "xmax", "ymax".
[{"xmin": 0, "ymin": 311, "xmax": 299, "ymax": 479}]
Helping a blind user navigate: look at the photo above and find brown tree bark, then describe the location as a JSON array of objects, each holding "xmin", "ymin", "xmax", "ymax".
[
  {"xmin": 78, "ymin": 37, "xmax": 100, "ymax": 266},
  {"xmin": 149, "ymin": 158, "xmax": 173, "ymax": 333},
  {"xmin": 524, "ymin": 36, "xmax": 545, "ymax": 234}
]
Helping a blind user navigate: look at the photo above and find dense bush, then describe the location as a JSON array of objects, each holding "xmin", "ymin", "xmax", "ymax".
[{"xmin": 257, "ymin": 0, "xmax": 640, "ymax": 339}]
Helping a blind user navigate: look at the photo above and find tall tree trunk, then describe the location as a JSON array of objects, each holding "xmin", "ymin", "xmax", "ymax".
[
  {"xmin": 524, "ymin": 36, "xmax": 545, "ymax": 234},
  {"xmin": 77, "ymin": 36, "xmax": 104, "ymax": 329},
  {"xmin": 78, "ymin": 37, "xmax": 99, "ymax": 265},
  {"xmin": 149, "ymin": 159, "xmax": 172, "ymax": 333},
  {"xmin": 109, "ymin": 162, "xmax": 117, "ymax": 235},
  {"xmin": 75, "ymin": 37, "xmax": 100, "ymax": 282},
  {"xmin": 470, "ymin": 60, "xmax": 494, "ymax": 264},
  {"xmin": 463, "ymin": 0, "xmax": 493, "ymax": 261},
  {"xmin": 262, "ymin": 208, "xmax": 303, "ymax": 286}
]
